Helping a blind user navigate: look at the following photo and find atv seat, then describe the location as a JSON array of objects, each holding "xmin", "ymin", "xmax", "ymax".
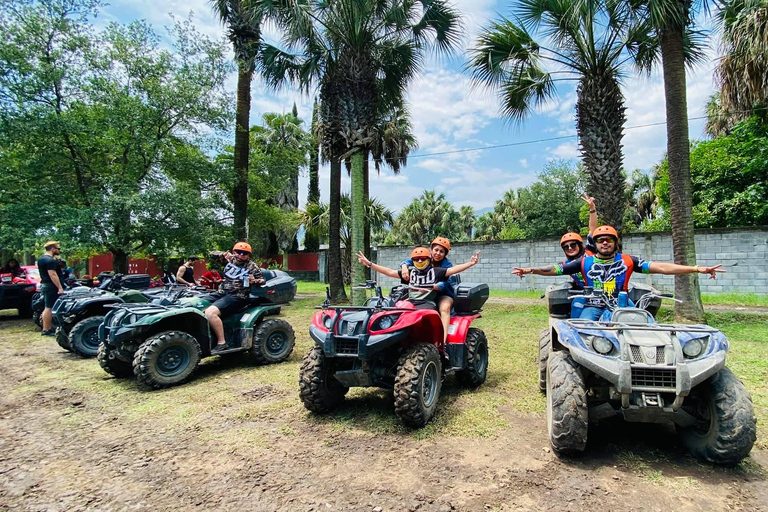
[{"xmin": 611, "ymin": 308, "xmax": 654, "ymax": 324}]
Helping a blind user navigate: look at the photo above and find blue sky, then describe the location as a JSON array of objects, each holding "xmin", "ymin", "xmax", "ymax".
[{"xmin": 99, "ymin": 0, "xmax": 719, "ymax": 213}]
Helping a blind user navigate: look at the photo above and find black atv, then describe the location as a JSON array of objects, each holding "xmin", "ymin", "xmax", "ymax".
[{"xmin": 51, "ymin": 273, "xmax": 186, "ymax": 358}]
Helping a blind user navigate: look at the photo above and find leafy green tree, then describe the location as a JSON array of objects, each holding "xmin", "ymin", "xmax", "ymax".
[
  {"xmin": 0, "ymin": 1, "xmax": 234, "ymax": 271},
  {"xmin": 458, "ymin": 206, "xmax": 475, "ymax": 240},
  {"xmin": 256, "ymin": 0, "xmax": 461, "ymax": 304},
  {"xmin": 385, "ymin": 191, "xmax": 461, "ymax": 245},
  {"xmin": 468, "ymin": 0, "xmax": 654, "ymax": 230},
  {"xmin": 210, "ymin": 0, "xmax": 264, "ymax": 241},
  {"xmin": 654, "ymin": 116, "xmax": 768, "ymax": 228}
]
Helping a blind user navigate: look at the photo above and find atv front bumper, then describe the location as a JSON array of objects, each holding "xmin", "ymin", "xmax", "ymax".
[{"xmin": 309, "ymin": 324, "xmax": 408, "ymax": 360}]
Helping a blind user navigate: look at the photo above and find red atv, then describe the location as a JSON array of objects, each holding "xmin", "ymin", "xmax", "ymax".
[{"xmin": 300, "ymin": 280, "xmax": 490, "ymax": 427}]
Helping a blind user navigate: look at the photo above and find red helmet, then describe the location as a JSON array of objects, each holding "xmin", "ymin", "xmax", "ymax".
[
  {"xmin": 560, "ymin": 232, "xmax": 583, "ymax": 246},
  {"xmin": 233, "ymin": 242, "xmax": 252, "ymax": 253},
  {"xmin": 593, "ymin": 225, "xmax": 619, "ymax": 242},
  {"xmin": 431, "ymin": 237, "xmax": 451, "ymax": 252},
  {"xmin": 410, "ymin": 246, "xmax": 431, "ymax": 260}
]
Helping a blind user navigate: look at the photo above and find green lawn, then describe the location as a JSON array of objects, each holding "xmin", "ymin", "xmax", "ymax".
[{"xmin": 702, "ymin": 292, "xmax": 768, "ymax": 308}]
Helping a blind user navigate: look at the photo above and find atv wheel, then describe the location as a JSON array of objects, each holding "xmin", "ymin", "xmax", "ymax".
[
  {"xmin": 394, "ymin": 343, "xmax": 442, "ymax": 428},
  {"xmin": 538, "ymin": 329, "xmax": 551, "ymax": 394},
  {"xmin": 55, "ymin": 327, "xmax": 72, "ymax": 352},
  {"xmin": 32, "ymin": 311, "xmax": 42, "ymax": 329},
  {"xmin": 69, "ymin": 316, "xmax": 104, "ymax": 358},
  {"xmin": 546, "ymin": 351, "xmax": 588, "ymax": 455},
  {"xmin": 251, "ymin": 318, "xmax": 295, "ymax": 364},
  {"xmin": 97, "ymin": 343, "xmax": 134, "ymax": 378},
  {"xmin": 299, "ymin": 346, "xmax": 348, "ymax": 413},
  {"xmin": 678, "ymin": 367, "xmax": 757, "ymax": 466},
  {"xmin": 133, "ymin": 331, "xmax": 201, "ymax": 390},
  {"xmin": 457, "ymin": 328, "xmax": 488, "ymax": 387}
]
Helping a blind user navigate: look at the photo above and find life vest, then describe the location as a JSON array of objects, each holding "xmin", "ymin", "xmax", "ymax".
[{"xmin": 580, "ymin": 253, "xmax": 635, "ymax": 295}]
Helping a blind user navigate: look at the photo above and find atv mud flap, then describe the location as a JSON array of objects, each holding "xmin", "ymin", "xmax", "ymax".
[{"xmin": 309, "ymin": 325, "xmax": 408, "ymax": 360}]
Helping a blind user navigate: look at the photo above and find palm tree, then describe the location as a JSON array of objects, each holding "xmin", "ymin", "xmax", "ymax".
[
  {"xmin": 388, "ymin": 190, "xmax": 461, "ymax": 245},
  {"xmin": 255, "ymin": 0, "xmax": 461, "ymax": 304},
  {"xmin": 459, "ymin": 205, "xmax": 475, "ymax": 239},
  {"xmin": 716, "ymin": 0, "xmax": 768, "ymax": 128},
  {"xmin": 467, "ymin": 0, "xmax": 654, "ymax": 231},
  {"xmin": 210, "ymin": 0, "xmax": 263, "ymax": 240},
  {"xmin": 640, "ymin": 0, "xmax": 708, "ymax": 321},
  {"xmin": 628, "ymin": 169, "xmax": 657, "ymax": 224}
]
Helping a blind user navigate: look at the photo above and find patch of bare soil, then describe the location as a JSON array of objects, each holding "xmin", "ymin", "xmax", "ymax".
[{"xmin": 0, "ymin": 318, "xmax": 765, "ymax": 512}]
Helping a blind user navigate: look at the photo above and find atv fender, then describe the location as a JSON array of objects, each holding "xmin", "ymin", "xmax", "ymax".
[
  {"xmin": 238, "ymin": 303, "xmax": 285, "ymax": 329},
  {"xmin": 110, "ymin": 307, "xmax": 210, "ymax": 348}
]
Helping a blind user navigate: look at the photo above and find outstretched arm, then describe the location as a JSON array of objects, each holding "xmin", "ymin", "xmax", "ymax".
[
  {"xmin": 649, "ymin": 262, "xmax": 725, "ymax": 279},
  {"xmin": 445, "ymin": 252, "xmax": 481, "ymax": 276},
  {"xmin": 512, "ymin": 265, "xmax": 558, "ymax": 278},
  {"xmin": 357, "ymin": 251, "xmax": 400, "ymax": 279},
  {"xmin": 582, "ymin": 194, "xmax": 598, "ymax": 235}
]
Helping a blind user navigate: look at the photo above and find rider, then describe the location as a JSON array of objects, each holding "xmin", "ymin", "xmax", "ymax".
[
  {"xmin": 203, "ymin": 242, "xmax": 265, "ymax": 353},
  {"xmin": 0, "ymin": 259, "xmax": 24, "ymax": 277},
  {"xmin": 560, "ymin": 195, "xmax": 599, "ymax": 289},
  {"xmin": 400, "ymin": 237, "xmax": 456, "ymax": 342},
  {"xmin": 513, "ymin": 225, "xmax": 725, "ymax": 320},
  {"xmin": 199, "ymin": 262, "xmax": 222, "ymax": 290},
  {"xmin": 176, "ymin": 256, "xmax": 199, "ymax": 287},
  {"xmin": 357, "ymin": 247, "xmax": 481, "ymax": 343}
]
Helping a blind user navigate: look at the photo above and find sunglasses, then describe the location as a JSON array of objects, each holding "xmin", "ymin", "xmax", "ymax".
[
  {"xmin": 412, "ymin": 257, "xmax": 430, "ymax": 263},
  {"xmin": 234, "ymin": 250, "xmax": 250, "ymax": 256},
  {"xmin": 561, "ymin": 242, "xmax": 580, "ymax": 250},
  {"xmin": 595, "ymin": 236, "xmax": 616, "ymax": 245}
]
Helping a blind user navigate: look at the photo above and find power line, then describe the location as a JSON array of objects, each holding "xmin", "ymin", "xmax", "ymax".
[{"xmin": 406, "ymin": 114, "xmax": 713, "ymax": 159}]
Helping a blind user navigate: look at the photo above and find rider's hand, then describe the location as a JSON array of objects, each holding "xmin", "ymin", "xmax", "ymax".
[
  {"xmin": 356, "ymin": 251, "xmax": 371, "ymax": 267},
  {"xmin": 697, "ymin": 264, "xmax": 725, "ymax": 279},
  {"xmin": 469, "ymin": 251, "xmax": 481, "ymax": 265},
  {"xmin": 581, "ymin": 193, "xmax": 596, "ymax": 210},
  {"xmin": 512, "ymin": 267, "xmax": 530, "ymax": 278},
  {"xmin": 57, "ymin": 288, "xmax": 65, "ymax": 295},
  {"xmin": 224, "ymin": 251, "xmax": 233, "ymax": 262},
  {"xmin": 433, "ymin": 284, "xmax": 440, "ymax": 291},
  {"xmin": 401, "ymin": 264, "xmax": 409, "ymax": 281}
]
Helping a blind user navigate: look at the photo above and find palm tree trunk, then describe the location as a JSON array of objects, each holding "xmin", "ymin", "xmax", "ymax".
[
  {"xmin": 575, "ymin": 71, "xmax": 626, "ymax": 231},
  {"xmin": 660, "ymin": 27, "xmax": 704, "ymax": 322},
  {"xmin": 363, "ymin": 153, "xmax": 371, "ymax": 280},
  {"xmin": 328, "ymin": 157, "xmax": 347, "ymax": 303},
  {"xmin": 304, "ymin": 142, "xmax": 321, "ymax": 252},
  {"xmin": 233, "ymin": 64, "xmax": 251, "ymax": 241},
  {"xmin": 350, "ymin": 151, "xmax": 366, "ymax": 305}
]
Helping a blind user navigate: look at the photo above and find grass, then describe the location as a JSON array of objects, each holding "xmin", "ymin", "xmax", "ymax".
[
  {"xmin": 1, "ymin": 294, "xmax": 767, "ymax": 450},
  {"xmin": 702, "ymin": 293, "xmax": 768, "ymax": 308}
]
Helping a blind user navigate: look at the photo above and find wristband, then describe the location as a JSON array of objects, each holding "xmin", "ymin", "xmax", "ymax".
[{"xmin": 589, "ymin": 209, "xmax": 596, "ymax": 213}]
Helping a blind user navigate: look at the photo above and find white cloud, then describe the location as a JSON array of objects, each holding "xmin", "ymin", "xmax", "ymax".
[
  {"xmin": 519, "ymin": 158, "xmax": 529, "ymax": 168},
  {"xmin": 549, "ymin": 142, "xmax": 581, "ymax": 159}
]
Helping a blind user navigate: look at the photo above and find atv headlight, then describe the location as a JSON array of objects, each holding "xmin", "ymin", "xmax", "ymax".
[
  {"xmin": 683, "ymin": 338, "xmax": 705, "ymax": 358},
  {"xmin": 372, "ymin": 314, "xmax": 400, "ymax": 331},
  {"xmin": 323, "ymin": 315, "xmax": 333, "ymax": 329},
  {"xmin": 591, "ymin": 336, "xmax": 614, "ymax": 355}
]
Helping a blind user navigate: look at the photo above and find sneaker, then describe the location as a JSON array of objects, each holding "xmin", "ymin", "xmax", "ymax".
[
  {"xmin": 211, "ymin": 343, "xmax": 229, "ymax": 354},
  {"xmin": 41, "ymin": 329, "xmax": 55, "ymax": 337}
]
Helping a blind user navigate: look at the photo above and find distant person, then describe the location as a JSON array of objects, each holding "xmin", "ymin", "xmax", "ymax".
[
  {"xmin": 38, "ymin": 241, "xmax": 65, "ymax": 336},
  {"xmin": 58, "ymin": 260, "xmax": 74, "ymax": 280},
  {"xmin": 200, "ymin": 263, "xmax": 222, "ymax": 290},
  {"xmin": 0, "ymin": 259, "xmax": 24, "ymax": 277},
  {"xmin": 176, "ymin": 256, "xmax": 199, "ymax": 287}
]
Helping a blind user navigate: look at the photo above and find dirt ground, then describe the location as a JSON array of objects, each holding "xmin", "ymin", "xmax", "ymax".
[{"xmin": 1, "ymin": 310, "xmax": 766, "ymax": 512}]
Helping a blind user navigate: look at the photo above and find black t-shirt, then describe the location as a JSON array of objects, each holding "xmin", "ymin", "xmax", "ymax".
[
  {"xmin": 398, "ymin": 266, "xmax": 450, "ymax": 304},
  {"xmin": 37, "ymin": 255, "xmax": 59, "ymax": 285}
]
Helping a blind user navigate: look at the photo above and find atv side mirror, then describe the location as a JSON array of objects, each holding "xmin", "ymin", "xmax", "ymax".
[{"xmin": 322, "ymin": 286, "xmax": 331, "ymax": 308}]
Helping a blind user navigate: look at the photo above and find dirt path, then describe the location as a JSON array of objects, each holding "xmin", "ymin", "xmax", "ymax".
[{"xmin": 0, "ymin": 316, "xmax": 766, "ymax": 511}]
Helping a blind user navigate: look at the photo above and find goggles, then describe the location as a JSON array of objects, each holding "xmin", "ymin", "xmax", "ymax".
[
  {"xmin": 595, "ymin": 236, "xmax": 616, "ymax": 245},
  {"xmin": 234, "ymin": 250, "xmax": 251, "ymax": 256},
  {"xmin": 412, "ymin": 256, "xmax": 430, "ymax": 262}
]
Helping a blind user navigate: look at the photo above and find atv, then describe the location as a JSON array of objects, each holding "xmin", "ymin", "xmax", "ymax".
[
  {"xmin": 300, "ymin": 279, "xmax": 490, "ymax": 428},
  {"xmin": 51, "ymin": 273, "xmax": 172, "ymax": 357},
  {"xmin": 98, "ymin": 269, "xmax": 297, "ymax": 390},
  {"xmin": 539, "ymin": 282, "xmax": 756, "ymax": 466},
  {"xmin": 0, "ymin": 272, "xmax": 36, "ymax": 318}
]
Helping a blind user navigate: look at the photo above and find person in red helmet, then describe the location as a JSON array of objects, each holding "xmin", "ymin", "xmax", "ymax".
[
  {"xmin": 358, "ymin": 246, "xmax": 481, "ymax": 343},
  {"xmin": 513, "ymin": 225, "xmax": 725, "ymax": 320},
  {"xmin": 203, "ymin": 242, "xmax": 265, "ymax": 353}
]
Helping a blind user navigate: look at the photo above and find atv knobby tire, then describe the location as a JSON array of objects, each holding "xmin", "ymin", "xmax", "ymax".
[
  {"xmin": 97, "ymin": 343, "xmax": 134, "ymax": 378},
  {"xmin": 546, "ymin": 351, "xmax": 588, "ymax": 455},
  {"xmin": 394, "ymin": 343, "xmax": 442, "ymax": 428},
  {"xmin": 299, "ymin": 346, "xmax": 348, "ymax": 413},
  {"xmin": 55, "ymin": 327, "xmax": 72, "ymax": 352},
  {"xmin": 133, "ymin": 331, "xmax": 201, "ymax": 390},
  {"xmin": 251, "ymin": 318, "xmax": 295, "ymax": 364},
  {"xmin": 538, "ymin": 329, "xmax": 551, "ymax": 394},
  {"xmin": 678, "ymin": 367, "xmax": 757, "ymax": 466},
  {"xmin": 69, "ymin": 316, "xmax": 104, "ymax": 358},
  {"xmin": 457, "ymin": 328, "xmax": 489, "ymax": 388},
  {"xmin": 32, "ymin": 310, "xmax": 42, "ymax": 329}
]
